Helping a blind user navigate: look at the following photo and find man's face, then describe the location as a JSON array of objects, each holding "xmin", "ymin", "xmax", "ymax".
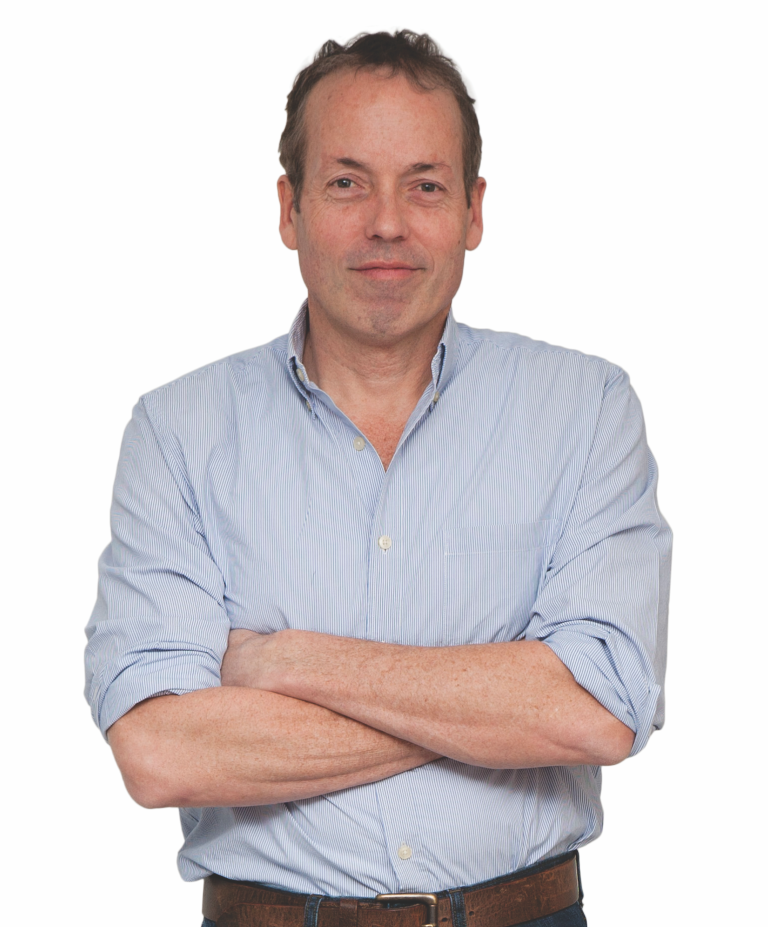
[{"xmin": 278, "ymin": 67, "xmax": 485, "ymax": 346}]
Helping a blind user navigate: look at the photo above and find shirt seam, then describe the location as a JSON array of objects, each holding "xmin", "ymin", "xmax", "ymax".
[
  {"xmin": 454, "ymin": 331, "xmax": 618, "ymax": 368},
  {"xmin": 546, "ymin": 365, "xmax": 626, "ymax": 556},
  {"xmin": 140, "ymin": 396, "xmax": 206, "ymax": 531},
  {"xmin": 139, "ymin": 342, "xmax": 279, "ymax": 404}
]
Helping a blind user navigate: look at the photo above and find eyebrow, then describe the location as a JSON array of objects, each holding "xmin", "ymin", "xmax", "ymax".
[
  {"xmin": 408, "ymin": 162, "xmax": 450, "ymax": 173},
  {"xmin": 333, "ymin": 158, "xmax": 451, "ymax": 174}
]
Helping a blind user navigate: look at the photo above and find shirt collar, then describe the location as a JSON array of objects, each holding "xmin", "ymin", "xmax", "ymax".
[
  {"xmin": 432, "ymin": 309, "xmax": 458, "ymax": 395},
  {"xmin": 287, "ymin": 300, "xmax": 310, "ymax": 372},
  {"xmin": 287, "ymin": 299, "xmax": 459, "ymax": 398}
]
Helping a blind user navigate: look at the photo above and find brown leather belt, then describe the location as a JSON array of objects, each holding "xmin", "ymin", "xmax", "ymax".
[{"xmin": 203, "ymin": 854, "xmax": 580, "ymax": 927}]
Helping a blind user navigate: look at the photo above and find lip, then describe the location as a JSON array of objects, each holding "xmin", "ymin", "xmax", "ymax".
[{"xmin": 352, "ymin": 262, "xmax": 421, "ymax": 280}]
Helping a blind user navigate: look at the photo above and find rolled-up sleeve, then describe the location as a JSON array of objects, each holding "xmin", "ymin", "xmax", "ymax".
[
  {"xmin": 526, "ymin": 367, "xmax": 671, "ymax": 756},
  {"xmin": 85, "ymin": 397, "xmax": 228, "ymax": 739}
]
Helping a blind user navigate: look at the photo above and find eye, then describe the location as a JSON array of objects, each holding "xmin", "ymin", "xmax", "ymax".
[
  {"xmin": 333, "ymin": 178, "xmax": 354, "ymax": 188},
  {"xmin": 418, "ymin": 182, "xmax": 439, "ymax": 193}
]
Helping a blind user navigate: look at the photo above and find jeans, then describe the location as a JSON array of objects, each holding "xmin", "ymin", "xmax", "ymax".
[{"xmin": 201, "ymin": 904, "xmax": 587, "ymax": 927}]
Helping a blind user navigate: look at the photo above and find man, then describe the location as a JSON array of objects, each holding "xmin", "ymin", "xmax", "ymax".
[{"xmin": 86, "ymin": 31, "xmax": 670, "ymax": 927}]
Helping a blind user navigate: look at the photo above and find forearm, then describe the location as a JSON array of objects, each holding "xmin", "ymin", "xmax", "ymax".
[
  {"xmin": 108, "ymin": 686, "xmax": 438, "ymax": 809},
  {"xmin": 251, "ymin": 633, "xmax": 634, "ymax": 768}
]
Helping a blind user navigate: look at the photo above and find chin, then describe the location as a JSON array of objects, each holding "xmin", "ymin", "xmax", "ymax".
[{"xmin": 363, "ymin": 304, "xmax": 445, "ymax": 342}]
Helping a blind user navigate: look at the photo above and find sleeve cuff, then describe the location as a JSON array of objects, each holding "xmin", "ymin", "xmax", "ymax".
[
  {"xmin": 541, "ymin": 630, "xmax": 662, "ymax": 757},
  {"xmin": 92, "ymin": 654, "xmax": 221, "ymax": 741}
]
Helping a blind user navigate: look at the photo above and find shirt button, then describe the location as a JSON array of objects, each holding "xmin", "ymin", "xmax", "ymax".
[
  {"xmin": 296, "ymin": 369, "xmax": 306, "ymax": 382},
  {"xmin": 305, "ymin": 399, "xmax": 312, "ymax": 411},
  {"xmin": 433, "ymin": 391, "xmax": 440, "ymax": 403},
  {"xmin": 397, "ymin": 844, "xmax": 412, "ymax": 860},
  {"xmin": 353, "ymin": 436, "xmax": 366, "ymax": 451},
  {"xmin": 378, "ymin": 535, "xmax": 392, "ymax": 551}
]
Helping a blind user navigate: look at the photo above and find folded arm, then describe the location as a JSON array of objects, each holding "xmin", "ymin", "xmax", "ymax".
[
  {"xmin": 221, "ymin": 630, "xmax": 634, "ymax": 769},
  {"xmin": 94, "ymin": 367, "xmax": 667, "ymax": 810},
  {"xmin": 108, "ymin": 687, "xmax": 438, "ymax": 809}
]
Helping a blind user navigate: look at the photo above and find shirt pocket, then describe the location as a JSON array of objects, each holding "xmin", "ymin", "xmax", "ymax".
[{"xmin": 441, "ymin": 521, "xmax": 557, "ymax": 645}]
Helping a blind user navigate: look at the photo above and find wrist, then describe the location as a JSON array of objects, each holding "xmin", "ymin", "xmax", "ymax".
[
  {"xmin": 269, "ymin": 629, "xmax": 344, "ymax": 702},
  {"xmin": 262, "ymin": 629, "xmax": 312, "ymax": 697}
]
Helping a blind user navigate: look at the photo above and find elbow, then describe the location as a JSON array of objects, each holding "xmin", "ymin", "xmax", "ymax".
[
  {"xmin": 110, "ymin": 736, "xmax": 178, "ymax": 809},
  {"xmin": 107, "ymin": 708, "xmax": 187, "ymax": 809},
  {"xmin": 123, "ymin": 774, "xmax": 173, "ymax": 810},
  {"xmin": 119, "ymin": 757, "xmax": 181, "ymax": 809},
  {"xmin": 585, "ymin": 716, "xmax": 635, "ymax": 766}
]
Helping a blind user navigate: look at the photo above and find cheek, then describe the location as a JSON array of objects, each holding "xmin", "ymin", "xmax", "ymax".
[
  {"xmin": 418, "ymin": 229, "xmax": 466, "ymax": 282},
  {"xmin": 410, "ymin": 210, "xmax": 466, "ymax": 257},
  {"xmin": 299, "ymin": 208, "xmax": 359, "ymax": 264}
]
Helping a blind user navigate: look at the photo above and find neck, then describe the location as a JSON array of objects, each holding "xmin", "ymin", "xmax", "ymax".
[
  {"xmin": 301, "ymin": 302, "xmax": 447, "ymax": 468},
  {"xmin": 302, "ymin": 303, "xmax": 446, "ymax": 413}
]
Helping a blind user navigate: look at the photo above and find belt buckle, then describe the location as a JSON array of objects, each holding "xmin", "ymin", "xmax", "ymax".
[{"xmin": 374, "ymin": 893, "xmax": 439, "ymax": 927}]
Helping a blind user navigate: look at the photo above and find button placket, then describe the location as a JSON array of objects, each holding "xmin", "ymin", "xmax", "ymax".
[
  {"xmin": 373, "ymin": 771, "xmax": 426, "ymax": 884},
  {"xmin": 364, "ymin": 460, "xmax": 400, "ymax": 643}
]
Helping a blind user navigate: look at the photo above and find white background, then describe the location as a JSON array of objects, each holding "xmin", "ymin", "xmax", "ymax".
[{"xmin": 2, "ymin": 2, "xmax": 766, "ymax": 924}]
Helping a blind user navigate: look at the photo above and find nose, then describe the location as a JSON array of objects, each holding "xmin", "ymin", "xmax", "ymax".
[{"xmin": 364, "ymin": 189, "xmax": 409, "ymax": 242}]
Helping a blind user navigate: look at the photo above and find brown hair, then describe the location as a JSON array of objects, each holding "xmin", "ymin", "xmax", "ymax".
[{"xmin": 279, "ymin": 30, "xmax": 482, "ymax": 210}]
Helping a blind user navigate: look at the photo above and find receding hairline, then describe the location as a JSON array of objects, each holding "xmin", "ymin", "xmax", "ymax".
[
  {"xmin": 298, "ymin": 66, "xmax": 465, "ymax": 166},
  {"xmin": 300, "ymin": 63, "xmax": 462, "ymax": 123}
]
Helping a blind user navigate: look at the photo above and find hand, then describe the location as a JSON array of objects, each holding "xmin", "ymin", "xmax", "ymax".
[
  {"xmin": 220, "ymin": 629, "xmax": 275, "ymax": 688},
  {"xmin": 220, "ymin": 628, "xmax": 321, "ymax": 693}
]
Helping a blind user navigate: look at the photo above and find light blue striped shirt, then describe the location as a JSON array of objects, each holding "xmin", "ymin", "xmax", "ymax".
[{"xmin": 85, "ymin": 304, "xmax": 670, "ymax": 894}]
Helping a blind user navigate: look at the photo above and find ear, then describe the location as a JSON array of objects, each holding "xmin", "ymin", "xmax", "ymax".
[
  {"xmin": 277, "ymin": 175, "xmax": 299, "ymax": 251},
  {"xmin": 465, "ymin": 177, "xmax": 486, "ymax": 252}
]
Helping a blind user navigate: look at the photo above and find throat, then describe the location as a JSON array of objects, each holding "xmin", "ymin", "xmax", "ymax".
[
  {"xmin": 349, "ymin": 413, "xmax": 409, "ymax": 471},
  {"xmin": 300, "ymin": 320, "xmax": 441, "ymax": 469}
]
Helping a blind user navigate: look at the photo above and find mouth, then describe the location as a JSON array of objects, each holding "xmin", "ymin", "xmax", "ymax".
[{"xmin": 352, "ymin": 262, "xmax": 421, "ymax": 281}]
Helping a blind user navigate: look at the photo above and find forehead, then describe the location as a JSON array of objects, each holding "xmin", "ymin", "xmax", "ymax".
[{"xmin": 302, "ymin": 68, "xmax": 463, "ymax": 170}]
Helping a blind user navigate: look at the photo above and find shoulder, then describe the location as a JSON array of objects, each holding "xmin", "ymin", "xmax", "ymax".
[
  {"xmin": 453, "ymin": 321, "xmax": 626, "ymax": 392},
  {"xmin": 136, "ymin": 332, "xmax": 291, "ymax": 437}
]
